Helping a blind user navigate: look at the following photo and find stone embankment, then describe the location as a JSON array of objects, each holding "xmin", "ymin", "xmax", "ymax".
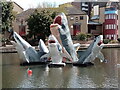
[{"xmin": 0, "ymin": 43, "xmax": 120, "ymax": 53}]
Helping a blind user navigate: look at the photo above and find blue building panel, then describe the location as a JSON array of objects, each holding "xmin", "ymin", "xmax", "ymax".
[{"xmin": 105, "ymin": 10, "xmax": 118, "ymax": 14}]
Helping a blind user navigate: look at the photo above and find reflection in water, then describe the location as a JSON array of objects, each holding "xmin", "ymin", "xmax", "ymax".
[{"xmin": 1, "ymin": 48, "xmax": 120, "ymax": 88}]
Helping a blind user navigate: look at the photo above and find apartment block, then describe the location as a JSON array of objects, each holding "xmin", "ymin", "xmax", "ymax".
[{"xmin": 104, "ymin": 7, "xmax": 118, "ymax": 40}]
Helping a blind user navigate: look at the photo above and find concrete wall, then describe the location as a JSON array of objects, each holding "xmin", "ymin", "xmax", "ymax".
[
  {"xmin": 67, "ymin": 14, "xmax": 88, "ymax": 35},
  {"xmin": 99, "ymin": 7, "xmax": 105, "ymax": 24},
  {"xmin": 13, "ymin": 19, "xmax": 28, "ymax": 35},
  {"xmin": 13, "ymin": 2, "xmax": 23, "ymax": 14}
]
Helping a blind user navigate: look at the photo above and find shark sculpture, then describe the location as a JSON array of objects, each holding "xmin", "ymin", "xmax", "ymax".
[
  {"xmin": 40, "ymin": 35, "xmax": 72, "ymax": 67},
  {"xmin": 11, "ymin": 32, "xmax": 49, "ymax": 65},
  {"xmin": 51, "ymin": 12, "xmax": 80, "ymax": 62},
  {"xmin": 73, "ymin": 35, "xmax": 107, "ymax": 66}
]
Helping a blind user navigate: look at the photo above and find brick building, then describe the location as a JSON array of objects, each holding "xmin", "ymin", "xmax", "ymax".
[{"xmin": 66, "ymin": 6, "xmax": 88, "ymax": 35}]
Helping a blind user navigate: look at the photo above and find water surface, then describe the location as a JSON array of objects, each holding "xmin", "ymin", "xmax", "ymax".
[{"xmin": 1, "ymin": 48, "xmax": 120, "ymax": 88}]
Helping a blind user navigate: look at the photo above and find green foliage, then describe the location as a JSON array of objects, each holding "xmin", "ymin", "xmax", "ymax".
[
  {"xmin": 76, "ymin": 33, "xmax": 87, "ymax": 41},
  {"xmin": 27, "ymin": 9, "xmax": 53, "ymax": 41},
  {"xmin": 86, "ymin": 34, "xmax": 92, "ymax": 38},
  {"xmin": 110, "ymin": 40, "xmax": 117, "ymax": 43},
  {"xmin": 1, "ymin": 2, "xmax": 14, "ymax": 33},
  {"xmin": 103, "ymin": 39, "xmax": 111, "ymax": 44},
  {"xmin": 51, "ymin": 11, "xmax": 58, "ymax": 19}
]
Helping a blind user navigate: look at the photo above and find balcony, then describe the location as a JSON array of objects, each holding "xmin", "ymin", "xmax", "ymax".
[
  {"xmin": 82, "ymin": 8, "xmax": 88, "ymax": 11},
  {"xmin": 82, "ymin": 3, "xmax": 88, "ymax": 7}
]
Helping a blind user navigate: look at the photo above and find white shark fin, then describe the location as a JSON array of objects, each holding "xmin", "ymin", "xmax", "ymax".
[
  {"xmin": 73, "ymin": 43, "xmax": 80, "ymax": 51},
  {"xmin": 97, "ymin": 51, "xmax": 105, "ymax": 63},
  {"xmin": 61, "ymin": 53, "xmax": 72, "ymax": 61},
  {"xmin": 40, "ymin": 53, "xmax": 50, "ymax": 60},
  {"xmin": 23, "ymin": 51, "xmax": 29, "ymax": 63}
]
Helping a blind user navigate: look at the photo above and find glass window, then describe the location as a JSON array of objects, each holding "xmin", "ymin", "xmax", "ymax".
[
  {"xmin": 108, "ymin": 25, "xmax": 110, "ymax": 29},
  {"xmin": 76, "ymin": 17, "xmax": 78, "ymax": 20},
  {"xmin": 114, "ymin": 15, "xmax": 116, "ymax": 19},
  {"xmin": 110, "ymin": 14, "xmax": 112, "ymax": 19},
  {"xmin": 70, "ymin": 25, "xmax": 73, "ymax": 28},
  {"xmin": 108, "ymin": 15, "xmax": 111, "ymax": 19},
  {"xmin": 106, "ymin": 25, "xmax": 108, "ymax": 29},
  {"xmin": 80, "ymin": 16, "xmax": 83, "ymax": 20},
  {"xmin": 114, "ymin": 24, "xmax": 116, "ymax": 29},
  {"xmin": 109, "ymin": 24, "xmax": 112, "ymax": 29},
  {"xmin": 111, "ymin": 15, "xmax": 114, "ymax": 19},
  {"xmin": 111, "ymin": 24, "xmax": 113, "ymax": 29},
  {"xmin": 70, "ymin": 17, "xmax": 74, "ymax": 20}
]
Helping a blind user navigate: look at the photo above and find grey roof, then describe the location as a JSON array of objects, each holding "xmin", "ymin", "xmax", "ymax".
[
  {"xmin": 91, "ymin": 15, "xmax": 99, "ymax": 20},
  {"xmin": 93, "ymin": 2, "xmax": 107, "ymax": 7},
  {"xmin": 88, "ymin": 21, "xmax": 101, "ymax": 25},
  {"xmin": 16, "ymin": 9, "xmax": 35, "ymax": 19},
  {"xmin": 66, "ymin": 6, "xmax": 86, "ymax": 15}
]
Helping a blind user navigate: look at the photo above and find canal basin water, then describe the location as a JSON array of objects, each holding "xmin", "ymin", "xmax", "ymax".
[{"xmin": 1, "ymin": 48, "xmax": 120, "ymax": 88}]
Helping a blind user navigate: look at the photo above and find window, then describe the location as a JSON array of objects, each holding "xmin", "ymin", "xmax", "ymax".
[
  {"xmin": 106, "ymin": 25, "xmax": 108, "ymax": 29},
  {"xmin": 76, "ymin": 17, "xmax": 78, "ymax": 20},
  {"xmin": 108, "ymin": 14, "xmax": 110, "ymax": 19},
  {"xmin": 113, "ymin": 15, "xmax": 116, "ymax": 19},
  {"xmin": 109, "ymin": 14, "xmax": 112, "ymax": 19},
  {"xmin": 91, "ymin": 25, "xmax": 96, "ymax": 30},
  {"xmin": 70, "ymin": 25, "xmax": 73, "ymax": 28},
  {"xmin": 80, "ymin": 16, "xmax": 83, "ymax": 20},
  {"xmin": 70, "ymin": 17, "xmax": 74, "ymax": 20},
  {"xmin": 109, "ymin": 24, "xmax": 111, "ymax": 29},
  {"xmin": 114, "ymin": 24, "xmax": 116, "ymax": 29},
  {"xmin": 111, "ymin": 14, "xmax": 114, "ymax": 19},
  {"xmin": 106, "ymin": 15, "xmax": 108, "ymax": 19},
  {"xmin": 106, "ymin": 24, "xmax": 117, "ymax": 29},
  {"xmin": 111, "ymin": 24, "xmax": 113, "ymax": 29}
]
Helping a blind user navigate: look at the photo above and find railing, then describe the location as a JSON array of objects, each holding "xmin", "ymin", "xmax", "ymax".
[{"xmin": 0, "ymin": 47, "xmax": 17, "ymax": 53}]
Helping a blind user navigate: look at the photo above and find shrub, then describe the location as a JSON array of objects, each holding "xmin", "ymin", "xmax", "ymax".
[
  {"xmin": 103, "ymin": 39, "xmax": 110, "ymax": 44},
  {"xmin": 76, "ymin": 33, "xmax": 87, "ymax": 41},
  {"xmin": 110, "ymin": 40, "xmax": 117, "ymax": 43},
  {"xmin": 87, "ymin": 34, "xmax": 92, "ymax": 38}
]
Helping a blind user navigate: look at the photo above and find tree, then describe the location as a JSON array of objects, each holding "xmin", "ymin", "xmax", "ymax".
[
  {"xmin": 1, "ymin": 2, "xmax": 14, "ymax": 34},
  {"xmin": 37, "ymin": 1, "xmax": 56, "ymax": 8},
  {"xmin": 27, "ymin": 9, "xmax": 53, "ymax": 42}
]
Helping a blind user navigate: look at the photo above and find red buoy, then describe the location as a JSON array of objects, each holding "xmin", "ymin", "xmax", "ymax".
[{"xmin": 27, "ymin": 69, "xmax": 32, "ymax": 76}]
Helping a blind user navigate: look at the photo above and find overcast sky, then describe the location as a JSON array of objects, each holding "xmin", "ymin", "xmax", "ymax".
[{"xmin": 7, "ymin": 0, "xmax": 74, "ymax": 10}]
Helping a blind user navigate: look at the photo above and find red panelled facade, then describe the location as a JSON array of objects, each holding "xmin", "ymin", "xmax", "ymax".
[{"xmin": 104, "ymin": 8, "xmax": 118, "ymax": 40}]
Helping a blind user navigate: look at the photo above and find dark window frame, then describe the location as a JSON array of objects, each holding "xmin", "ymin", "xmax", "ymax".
[{"xmin": 80, "ymin": 16, "xmax": 83, "ymax": 20}]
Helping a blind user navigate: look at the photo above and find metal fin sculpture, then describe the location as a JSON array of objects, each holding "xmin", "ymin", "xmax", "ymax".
[
  {"xmin": 73, "ymin": 35, "xmax": 107, "ymax": 66},
  {"xmin": 52, "ymin": 12, "xmax": 79, "ymax": 62},
  {"xmin": 40, "ymin": 35, "xmax": 72, "ymax": 67},
  {"xmin": 11, "ymin": 32, "xmax": 49, "ymax": 65}
]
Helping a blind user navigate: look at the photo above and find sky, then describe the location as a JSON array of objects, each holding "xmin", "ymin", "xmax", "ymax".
[
  {"xmin": 7, "ymin": 0, "xmax": 74, "ymax": 10},
  {"xmin": 6, "ymin": 0, "xmax": 119, "ymax": 10}
]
